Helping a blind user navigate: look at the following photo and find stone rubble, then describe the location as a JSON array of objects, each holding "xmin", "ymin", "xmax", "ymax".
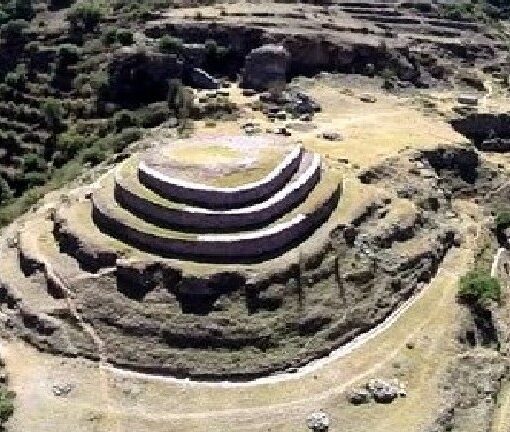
[
  {"xmin": 346, "ymin": 378, "xmax": 408, "ymax": 405},
  {"xmin": 306, "ymin": 410, "xmax": 330, "ymax": 431}
]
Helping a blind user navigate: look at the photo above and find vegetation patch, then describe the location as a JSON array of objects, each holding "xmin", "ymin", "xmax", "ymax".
[{"xmin": 458, "ymin": 269, "xmax": 501, "ymax": 306}]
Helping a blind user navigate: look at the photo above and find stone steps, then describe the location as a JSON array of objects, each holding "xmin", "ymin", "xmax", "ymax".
[
  {"xmin": 114, "ymin": 151, "xmax": 321, "ymax": 232},
  {"xmin": 351, "ymin": 14, "xmax": 422, "ymax": 24},
  {"xmin": 0, "ymin": 246, "xmax": 65, "ymax": 314},
  {"xmin": 138, "ymin": 145, "xmax": 304, "ymax": 209},
  {"xmin": 375, "ymin": 22, "xmax": 463, "ymax": 37},
  {"xmin": 332, "ymin": 1, "xmax": 399, "ymax": 7},
  {"xmin": 340, "ymin": 6, "xmax": 401, "ymax": 15},
  {"xmin": 89, "ymin": 164, "xmax": 340, "ymax": 262}
]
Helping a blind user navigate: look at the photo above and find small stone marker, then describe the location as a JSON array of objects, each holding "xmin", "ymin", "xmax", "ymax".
[
  {"xmin": 457, "ymin": 94, "xmax": 478, "ymax": 106},
  {"xmin": 306, "ymin": 410, "xmax": 330, "ymax": 431}
]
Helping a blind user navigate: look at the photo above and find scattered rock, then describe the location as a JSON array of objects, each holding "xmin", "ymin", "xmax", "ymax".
[
  {"xmin": 52, "ymin": 383, "xmax": 74, "ymax": 397},
  {"xmin": 360, "ymin": 93, "xmax": 376, "ymax": 103},
  {"xmin": 458, "ymin": 94, "xmax": 478, "ymax": 106},
  {"xmin": 346, "ymin": 388, "xmax": 371, "ymax": 405},
  {"xmin": 306, "ymin": 410, "xmax": 330, "ymax": 431},
  {"xmin": 347, "ymin": 378, "xmax": 406, "ymax": 405},
  {"xmin": 321, "ymin": 131, "xmax": 343, "ymax": 141}
]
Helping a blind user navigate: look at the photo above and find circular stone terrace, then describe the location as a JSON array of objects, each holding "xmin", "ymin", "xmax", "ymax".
[{"xmin": 56, "ymin": 134, "xmax": 342, "ymax": 264}]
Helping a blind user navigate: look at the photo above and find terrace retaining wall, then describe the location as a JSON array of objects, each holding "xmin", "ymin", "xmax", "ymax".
[
  {"xmin": 91, "ymin": 185, "xmax": 341, "ymax": 263},
  {"xmin": 115, "ymin": 154, "xmax": 321, "ymax": 232},
  {"xmin": 138, "ymin": 146, "xmax": 303, "ymax": 209}
]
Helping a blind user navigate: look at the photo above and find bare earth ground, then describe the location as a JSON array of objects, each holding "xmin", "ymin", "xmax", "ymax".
[
  {"xmin": 2, "ymin": 74, "xmax": 507, "ymax": 431},
  {"xmin": 2, "ymin": 235, "xmax": 472, "ymax": 432}
]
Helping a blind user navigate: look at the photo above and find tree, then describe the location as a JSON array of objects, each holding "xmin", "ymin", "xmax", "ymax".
[
  {"xmin": 168, "ymin": 80, "xmax": 193, "ymax": 131},
  {"xmin": 68, "ymin": 1, "xmax": 103, "ymax": 33},
  {"xmin": 158, "ymin": 35, "xmax": 183, "ymax": 55},
  {"xmin": 41, "ymin": 98, "xmax": 63, "ymax": 157},
  {"xmin": 8, "ymin": 0, "xmax": 33, "ymax": 20},
  {"xmin": 459, "ymin": 269, "xmax": 501, "ymax": 306},
  {"xmin": 0, "ymin": 387, "xmax": 14, "ymax": 424},
  {"xmin": 0, "ymin": 177, "xmax": 13, "ymax": 205}
]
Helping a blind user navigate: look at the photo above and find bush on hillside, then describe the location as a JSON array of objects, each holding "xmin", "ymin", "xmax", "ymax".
[
  {"xmin": 41, "ymin": 98, "xmax": 63, "ymax": 132},
  {"xmin": 136, "ymin": 102, "xmax": 170, "ymax": 128},
  {"xmin": 0, "ymin": 387, "xmax": 14, "ymax": 424},
  {"xmin": 68, "ymin": 1, "xmax": 103, "ymax": 33},
  {"xmin": 4, "ymin": 64, "xmax": 27, "ymax": 90},
  {"xmin": 496, "ymin": 210, "xmax": 510, "ymax": 230},
  {"xmin": 158, "ymin": 35, "xmax": 183, "ymax": 54},
  {"xmin": 22, "ymin": 152, "xmax": 46, "ymax": 172},
  {"xmin": 56, "ymin": 129, "xmax": 94, "ymax": 160},
  {"xmin": 101, "ymin": 26, "xmax": 117, "ymax": 45},
  {"xmin": 459, "ymin": 269, "xmax": 501, "ymax": 306},
  {"xmin": 0, "ymin": 18, "xmax": 28, "ymax": 42},
  {"xmin": 7, "ymin": 0, "xmax": 34, "ymax": 20},
  {"xmin": 0, "ymin": 176, "xmax": 13, "ymax": 205},
  {"xmin": 112, "ymin": 109, "xmax": 137, "ymax": 132},
  {"xmin": 81, "ymin": 145, "xmax": 107, "ymax": 166},
  {"xmin": 116, "ymin": 28, "xmax": 133, "ymax": 46}
]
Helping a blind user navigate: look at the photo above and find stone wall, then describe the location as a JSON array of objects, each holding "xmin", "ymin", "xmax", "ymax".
[
  {"xmin": 91, "ymin": 185, "xmax": 340, "ymax": 263},
  {"xmin": 138, "ymin": 146, "xmax": 303, "ymax": 209},
  {"xmin": 115, "ymin": 153, "xmax": 321, "ymax": 231}
]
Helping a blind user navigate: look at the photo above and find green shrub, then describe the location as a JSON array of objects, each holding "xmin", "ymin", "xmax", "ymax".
[
  {"xmin": 136, "ymin": 102, "xmax": 170, "ymax": 128},
  {"xmin": 204, "ymin": 39, "xmax": 230, "ymax": 68},
  {"xmin": 22, "ymin": 153, "xmax": 46, "ymax": 172},
  {"xmin": 0, "ymin": 176, "xmax": 13, "ymax": 205},
  {"xmin": 41, "ymin": 98, "xmax": 63, "ymax": 131},
  {"xmin": 0, "ymin": 10, "xmax": 10, "ymax": 25},
  {"xmin": 496, "ymin": 210, "xmax": 510, "ymax": 230},
  {"xmin": 113, "ymin": 109, "xmax": 137, "ymax": 131},
  {"xmin": 119, "ymin": 127, "xmax": 142, "ymax": 146},
  {"xmin": 106, "ymin": 127, "xmax": 142, "ymax": 152},
  {"xmin": 56, "ymin": 129, "xmax": 93, "ymax": 159},
  {"xmin": 116, "ymin": 28, "xmax": 133, "ymax": 46},
  {"xmin": 101, "ymin": 26, "xmax": 117, "ymax": 45},
  {"xmin": 57, "ymin": 43, "xmax": 80, "ymax": 64},
  {"xmin": 68, "ymin": 1, "xmax": 103, "ymax": 33},
  {"xmin": 8, "ymin": 0, "xmax": 34, "ymax": 20},
  {"xmin": 22, "ymin": 171, "xmax": 47, "ymax": 188},
  {"xmin": 4, "ymin": 65, "xmax": 26, "ymax": 90},
  {"xmin": 81, "ymin": 145, "xmax": 107, "ymax": 166},
  {"xmin": 90, "ymin": 70, "xmax": 109, "ymax": 100},
  {"xmin": 0, "ymin": 387, "xmax": 14, "ymax": 424},
  {"xmin": 459, "ymin": 269, "xmax": 501, "ymax": 306},
  {"xmin": 158, "ymin": 35, "xmax": 183, "ymax": 54},
  {"xmin": 0, "ymin": 18, "xmax": 28, "ymax": 42}
]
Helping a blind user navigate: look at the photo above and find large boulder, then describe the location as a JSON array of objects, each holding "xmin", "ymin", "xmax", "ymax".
[
  {"xmin": 451, "ymin": 113, "xmax": 510, "ymax": 142},
  {"xmin": 107, "ymin": 47, "xmax": 183, "ymax": 105},
  {"xmin": 240, "ymin": 44, "xmax": 290, "ymax": 91}
]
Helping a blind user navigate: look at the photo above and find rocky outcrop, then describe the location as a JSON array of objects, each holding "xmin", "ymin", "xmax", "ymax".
[
  {"xmin": 53, "ymin": 213, "xmax": 117, "ymax": 272},
  {"xmin": 240, "ymin": 44, "xmax": 290, "ymax": 91},
  {"xmin": 106, "ymin": 47, "xmax": 183, "ymax": 106},
  {"xmin": 451, "ymin": 113, "xmax": 510, "ymax": 144}
]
